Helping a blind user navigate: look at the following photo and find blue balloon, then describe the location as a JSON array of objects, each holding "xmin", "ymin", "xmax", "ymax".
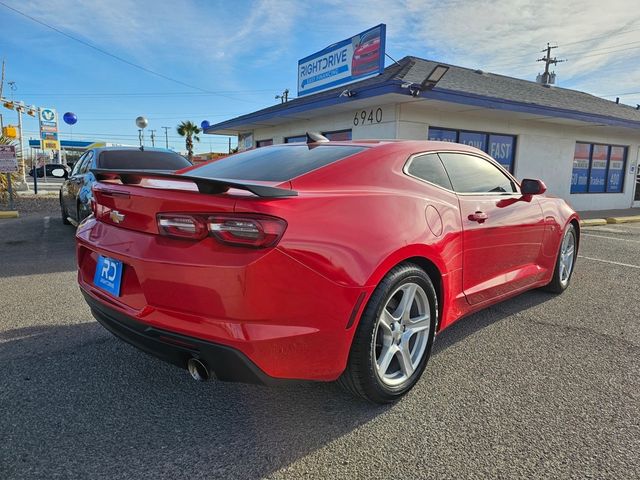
[
  {"xmin": 200, "ymin": 120, "xmax": 210, "ymax": 130},
  {"xmin": 63, "ymin": 112, "xmax": 77, "ymax": 125}
]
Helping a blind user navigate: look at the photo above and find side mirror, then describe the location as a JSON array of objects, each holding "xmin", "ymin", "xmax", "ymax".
[
  {"xmin": 51, "ymin": 168, "xmax": 66, "ymax": 178},
  {"xmin": 521, "ymin": 178, "xmax": 547, "ymax": 195}
]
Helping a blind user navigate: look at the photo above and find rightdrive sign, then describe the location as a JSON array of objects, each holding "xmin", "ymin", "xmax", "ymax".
[{"xmin": 297, "ymin": 24, "xmax": 386, "ymax": 97}]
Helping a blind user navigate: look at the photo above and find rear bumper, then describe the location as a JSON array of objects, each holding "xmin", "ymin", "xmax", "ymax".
[
  {"xmin": 83, "ymin": 290, "xmax": 280, "ymax": 385},
  {"xmin": 76, "ymin": 218, "xmax": 369, "ymax": 381}
]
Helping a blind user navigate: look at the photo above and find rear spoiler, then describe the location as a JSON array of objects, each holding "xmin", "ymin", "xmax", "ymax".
[{"xmin": 91, "ymin": 169, "xmax": 298, "ymax": 198}]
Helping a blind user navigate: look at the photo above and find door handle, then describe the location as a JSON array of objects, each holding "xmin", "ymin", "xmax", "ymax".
[{"xmin": 468, "ymin": 211, "xmax": 488, "ymax": 223}]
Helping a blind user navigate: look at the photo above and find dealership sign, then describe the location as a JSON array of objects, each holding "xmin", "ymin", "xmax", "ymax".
[
  {"xmin": 297, "ymin": 24, "xmax": 386, "ymax": 97},
  {"xmin": 39, "ymin": 107, "xmax": 61, "ymax": 151}
]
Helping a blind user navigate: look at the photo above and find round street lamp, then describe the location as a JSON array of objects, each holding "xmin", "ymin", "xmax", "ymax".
[{"xmin": 136, "ymin": 116, "xmax": 148, "ymax": 147}]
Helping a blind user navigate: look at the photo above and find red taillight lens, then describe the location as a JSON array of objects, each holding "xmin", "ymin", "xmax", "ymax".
[
  {"xmin": 208, "ymin": 214, "xmax": 287, "ymax": 248},
  {"xmin": 157, "ymin": 214, "xmax": 208, "ymax": 240}
]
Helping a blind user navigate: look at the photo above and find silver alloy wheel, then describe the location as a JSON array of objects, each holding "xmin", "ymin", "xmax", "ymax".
[
  {"xmin": 559, "ymin": 229, "xmax": 576, "ymax": 287},
  {"xmin": 374, "ymin": 282, "xmax": 430, "ymax": 387}
]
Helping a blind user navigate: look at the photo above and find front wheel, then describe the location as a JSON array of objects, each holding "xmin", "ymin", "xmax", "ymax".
[
  {"xmin": 339, "ymin": 263, "xmax": 437, "ymax": 403},
  {"xmin": 60, "ymin": 195, "xmax": 71, "ymax": 225},
  {"xmin": 544, "ymin": 223, "xmax": 577, "ymax": 293}
]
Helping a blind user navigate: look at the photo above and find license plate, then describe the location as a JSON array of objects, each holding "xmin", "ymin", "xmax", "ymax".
[{"xmin": 93, "ymin": 255, "xmax": 123, "ymax": 297}]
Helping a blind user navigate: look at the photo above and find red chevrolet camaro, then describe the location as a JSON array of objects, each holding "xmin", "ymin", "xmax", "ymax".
[{"xmin": 77, "ymin": 138, "xmax": 579, "ymax": 403}]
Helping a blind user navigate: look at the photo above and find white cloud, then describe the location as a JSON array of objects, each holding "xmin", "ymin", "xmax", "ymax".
[{"xmin": 8, "ymin": 0, "xmax": 640, "ymax": 105}]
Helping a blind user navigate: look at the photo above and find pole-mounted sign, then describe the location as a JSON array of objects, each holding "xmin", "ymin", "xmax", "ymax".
[{"xmin": 39, "ymin": 107, "xmax": 60, "ymax": 151}]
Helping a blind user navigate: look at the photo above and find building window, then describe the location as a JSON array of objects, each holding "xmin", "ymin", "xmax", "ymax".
[
  {"xmin": 428, "ymin": 127, "xmax": 516, "ymax": 173},
  {"xmin": 570, "ymin": 142, "xmax": 627, "ymax": 194},
  {"xmin": 285, "ymin": 135, "xmax": 307, "ymax": 143},
  {"xmin": 256, "ymin": 139, "xmax": 273, "ymax": 148},
  {"xmin": 322, "ymin": 129, "xmax": 352, "ymax": 141}
]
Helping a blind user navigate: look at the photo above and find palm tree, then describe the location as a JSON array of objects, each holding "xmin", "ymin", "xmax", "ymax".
[{"xmin": 176, "ymin": 121, "xmax": 201, "ymax": 160}]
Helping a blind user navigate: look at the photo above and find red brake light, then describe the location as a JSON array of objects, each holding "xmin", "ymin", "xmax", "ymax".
[
  {"xmin": 157, "ymin": 214, "xmax": 208, "ymax": 240},
  {"xmin": 156, "ymin": 213, "xmax": 287, "ymax": 247},
  {"xmin": 208, "ymin": 214, "xmax": 287, "ymax": 248}
]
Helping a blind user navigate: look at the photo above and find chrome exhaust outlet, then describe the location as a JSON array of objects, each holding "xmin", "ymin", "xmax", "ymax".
[{"xmin": 187, "ymin": 358, "xmax": 210, "ymax": 381}]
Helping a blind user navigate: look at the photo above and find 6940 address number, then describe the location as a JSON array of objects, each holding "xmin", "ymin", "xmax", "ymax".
[{"xmin": 353, "ymin": 108, "xmax": 383, "ymax": 126}]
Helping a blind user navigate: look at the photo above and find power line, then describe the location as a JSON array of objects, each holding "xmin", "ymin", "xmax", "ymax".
[
  {"xmin": 0, "ymin": 1, "xmax": 250, "ymax": 102},
  {"xmin": 482, "ymin": 39, "xmax": 640, "ymax": 71},
  {"xmin": 17, "ymin": 90, "xmax": 277, "ymax": 98}
]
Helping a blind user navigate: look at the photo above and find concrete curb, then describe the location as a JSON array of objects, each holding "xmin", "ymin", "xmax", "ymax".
[
  {"xmin": 580, "ymin": 218, "xmax": 607, "ymax": 227},
  {"xmin": 606, "ymin": 215, "xmax": 640, "ymax": 224},
  {"xmin": 0, "ymin": 210, "xmax": 19, "ymax": 219}
]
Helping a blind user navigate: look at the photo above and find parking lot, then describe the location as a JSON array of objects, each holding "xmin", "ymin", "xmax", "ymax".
[{"xmin": 1, "ymin": 203, "xmax": 638, "ymax": 479}]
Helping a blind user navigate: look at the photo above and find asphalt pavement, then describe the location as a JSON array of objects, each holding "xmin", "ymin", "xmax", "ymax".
[{"xmin": 0, "ymin": 207, "xmax": 638, "ymax": 479}]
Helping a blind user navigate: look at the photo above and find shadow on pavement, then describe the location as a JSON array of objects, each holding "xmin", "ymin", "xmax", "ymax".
[
  {"xmin": 0, "ymin": 288, "xmax": 555, "ymax": 479},
  {"xmin": 0, "ymin": 212, "xmax": 77, "ymax": 278}
]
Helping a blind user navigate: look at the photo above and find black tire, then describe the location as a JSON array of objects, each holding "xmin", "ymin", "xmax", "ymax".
[
  {"xmin": 543, "ymin": 223, "xmax": 577, "ymax": 293},
  {"xmin": 60, "ymin": 195, "xmax": 71, "ymax": 225},
  {"xmin": 338, "ymin": 263, "xmax": 437, "ymax": 403}
]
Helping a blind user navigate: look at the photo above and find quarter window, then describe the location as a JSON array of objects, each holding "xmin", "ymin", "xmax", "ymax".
[
  {"xmin": 406, "ymin": 154, "xmax": 453, "ymax": 190},
  {"xmin": 438, "ymin": 153, "xmax": 516, "ymax": 193}
]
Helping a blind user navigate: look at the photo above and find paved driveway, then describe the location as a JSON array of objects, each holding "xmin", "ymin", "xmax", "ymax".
[{"xmin": 1, "ymin": 211, "xmax": 638, "ymax": 479}]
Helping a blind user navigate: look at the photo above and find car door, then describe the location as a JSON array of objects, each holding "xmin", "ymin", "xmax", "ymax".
[
  {"xmin": 77, "ymin": 151, "xmax": 97, "ymax": 221},
  {"xmin": 65, "ymin": 151, "xmax": 93, "ymax": 221},
  {"xmin": 438, "ymin": 152, "xmax": 546, "ymax": 305}
]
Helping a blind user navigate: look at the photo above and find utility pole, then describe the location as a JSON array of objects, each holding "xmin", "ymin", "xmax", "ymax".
[
  {"xmin": 150, "ymin": 129, "xmax": 156, "ymax": 147},
  {"xmin": 162, "ymin": 126, "xmax": 170, "ymax": 149},
  {"xmin": 0, "ymin": 59, "xmax": 4, "ymax": 130},
  {"xmin": 275, "ymin": 88, "xmax": 289, "ymax": 104},
  {"xmin": 537, "ymin": 43, "xmax": 566, "ymax": 85}
]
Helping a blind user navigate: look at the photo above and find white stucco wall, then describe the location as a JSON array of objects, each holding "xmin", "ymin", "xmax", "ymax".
[{"xmin": 248, "ymin": 100, "xmax": 640, "ymax": 212}]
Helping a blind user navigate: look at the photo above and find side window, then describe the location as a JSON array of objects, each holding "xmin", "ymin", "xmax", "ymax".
[
  {"xmin": 79, "ymin": 151, "xmax": 94, "ymax": 174},
  {"xmin": 71, "ymin": 153, "xmax": 87, "ymax": 176},
  {"xmin": 439, "ymin": 153, "xmax": 516, "ymax": 193},
  {"xmin": 406, "ymin": 153, "xmax": 453, "ymax": 190}
]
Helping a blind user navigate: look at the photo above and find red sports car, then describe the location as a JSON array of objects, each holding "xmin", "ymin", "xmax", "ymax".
[
  {"xmin": 352, "ymin": 30, "xmax": 381, "ymax": 77},
  {"xmin": 77, "ymin": 138, "xmax": 579, "ymax": 403}
]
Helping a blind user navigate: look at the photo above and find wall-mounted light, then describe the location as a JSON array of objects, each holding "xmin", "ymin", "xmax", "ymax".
[
  {"xmin": 404, "ymin": 64, "xmax": 450, "ymax": 97},
  {"xmin": 339, "ymin": 89, "xmax": 357, "ymax": 98}
]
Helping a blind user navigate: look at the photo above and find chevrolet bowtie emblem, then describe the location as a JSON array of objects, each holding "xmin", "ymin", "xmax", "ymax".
[{"xmin": 109, "ymin": 210, "xmax": 125, "ymax": 224}]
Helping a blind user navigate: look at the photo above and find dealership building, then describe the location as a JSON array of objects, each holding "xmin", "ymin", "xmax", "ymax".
[{"xmin": 206, "ymin": 55, "xmax": 640, "ymax": 212}]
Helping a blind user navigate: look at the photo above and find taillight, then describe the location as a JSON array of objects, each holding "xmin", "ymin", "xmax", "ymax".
[
  {"xmin": 157, "ymin": 214, "xmax": 208, "ymax": 240},
  {"xmin": 156, "ymin": 213, "xmax": 286, "ymax": 248},
  {"xmin": 208, "ymin": 214, "xmax": 287, "ymax": 248}
]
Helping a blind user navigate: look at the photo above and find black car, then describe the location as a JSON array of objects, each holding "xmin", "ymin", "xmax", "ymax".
[
  {"xmin": 60, "ymin": 147, "xmax": 191, "ymax": 226},
  {"xmin": 29, "ymin": 164, "xmax": 71, "ymax": 178}
]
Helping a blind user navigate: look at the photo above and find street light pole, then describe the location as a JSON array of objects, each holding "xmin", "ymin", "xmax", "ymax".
[
  {"xmin": 162, "ymin": 126, "xmax": 170, "ymax": 149},
  {"xmin": 16, "ymin": 105, "xmax": 27, "ymax": 185}
]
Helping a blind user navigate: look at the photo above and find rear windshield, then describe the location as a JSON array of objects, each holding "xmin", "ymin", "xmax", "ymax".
[
  {"xmin": 188, "ymin": 145, "xmax": 366, "ymax": 182},
  {"xmin": 98, "ymin": 150, "xmax": 191, "ymax": 171}
]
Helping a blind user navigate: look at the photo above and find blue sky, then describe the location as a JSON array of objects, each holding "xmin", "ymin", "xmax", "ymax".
[{"xmin": 1, "ymin": 0, "xmax": 639, "ymax": 154}]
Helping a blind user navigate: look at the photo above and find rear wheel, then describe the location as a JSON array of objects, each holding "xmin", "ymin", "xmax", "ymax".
[
  {"xmin": 544, "ymin": 223, "xmax": 577, "ymax": 293},
  {"xmin": 339, "ymin": 263, "xmax": 437, "ymax": 403}
]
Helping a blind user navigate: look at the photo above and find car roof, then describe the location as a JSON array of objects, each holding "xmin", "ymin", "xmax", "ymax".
[{"xmin": 90, "ymin": 146, "xmax": 178, "ymax": 155}]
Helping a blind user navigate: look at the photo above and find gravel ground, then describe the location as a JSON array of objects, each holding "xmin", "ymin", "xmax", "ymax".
[
  {"xmin": 0, "ymin": 213, "xmax": 638, "ymax": 479},
  {"xmin": 0, "ymin": 195, "xmax": 59, "ymax": 216}
]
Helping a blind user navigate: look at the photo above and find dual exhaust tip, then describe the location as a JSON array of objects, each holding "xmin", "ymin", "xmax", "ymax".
[{"xmin": 187, "ymin": 357, "xmax": 211, "ymax": 382}]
